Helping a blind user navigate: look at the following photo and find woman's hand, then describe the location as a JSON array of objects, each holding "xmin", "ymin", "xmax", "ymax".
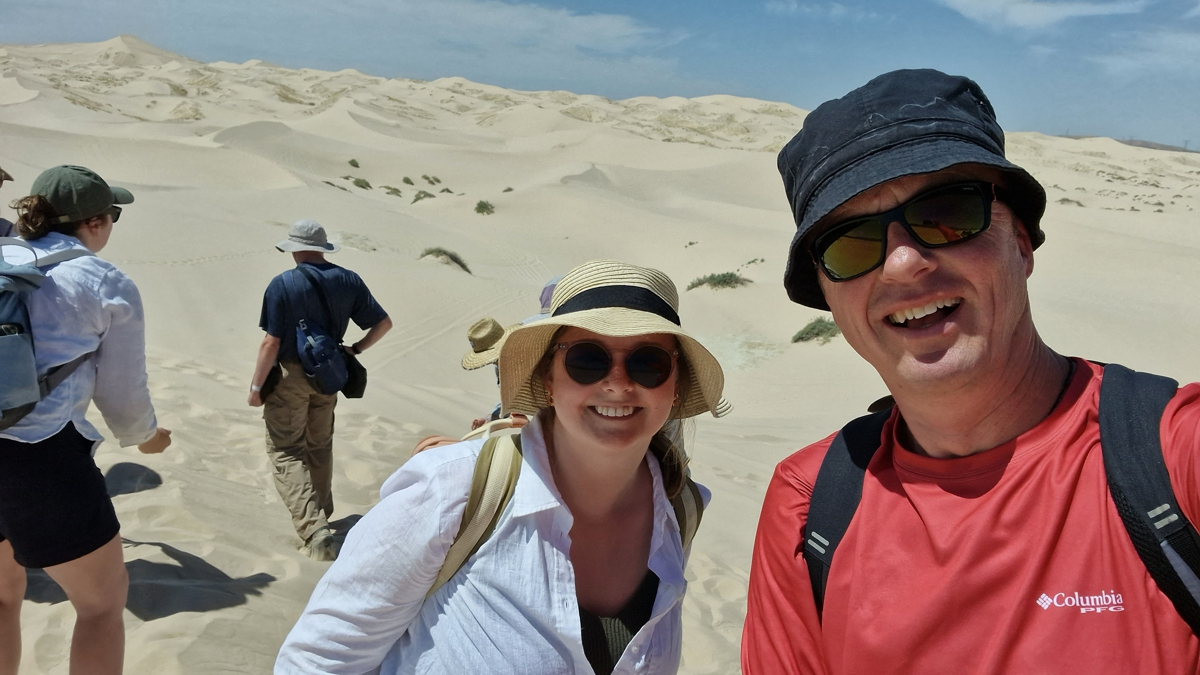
[{"xmin": 138, "ymin": 428, "xmax": 172, "ymax": 454}]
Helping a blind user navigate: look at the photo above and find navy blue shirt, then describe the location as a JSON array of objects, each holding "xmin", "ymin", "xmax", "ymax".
[{"xmin": 259, "ymin": 262, "xmax": 387, "ymax": 363}]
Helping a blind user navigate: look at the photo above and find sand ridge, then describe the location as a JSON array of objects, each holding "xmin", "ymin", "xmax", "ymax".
[{"xmin": 2, "ymin": 36, "xmax": 1200, "ymax": 674}]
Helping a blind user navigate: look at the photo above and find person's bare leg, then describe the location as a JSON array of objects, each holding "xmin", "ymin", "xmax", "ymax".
[
  {"xmin": 0, "ymin": 540, "xmax": 25, "ymax": 675},
  {"xmin": 42, "ymin": 535, "xmax": 128, "ymax": 675}
]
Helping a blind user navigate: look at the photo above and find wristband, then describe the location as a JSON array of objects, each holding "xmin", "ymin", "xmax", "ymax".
[{"xmin": 250, "ymin": 384, "xmax": 262, "ymax": 392}]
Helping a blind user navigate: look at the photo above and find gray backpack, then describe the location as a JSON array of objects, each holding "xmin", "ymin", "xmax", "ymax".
[{"xmin": 0, "ymin": 238, "xmax": 94, "ymax": 430}]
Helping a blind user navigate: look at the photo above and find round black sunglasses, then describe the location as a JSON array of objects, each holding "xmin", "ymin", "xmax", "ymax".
[{"xmin": 556, "ymin": 341, "xmax": 678, "ymax": 389}]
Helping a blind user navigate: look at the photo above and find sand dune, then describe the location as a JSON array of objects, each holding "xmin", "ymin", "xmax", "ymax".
[{"xmin": 3, "ymin": 35, "xmax": 1200, "ymax": 674}]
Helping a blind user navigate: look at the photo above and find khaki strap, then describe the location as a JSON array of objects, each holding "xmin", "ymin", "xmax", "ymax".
[
  {"xmin": 427, "ymin": 435, "xmax": 523, "ymax": 598},
  {"xmin": 672, "ymin": 477, "xmax": 705, "ymax": 551},
  {"xmin": 459, "ymin": 416, "xmax": 518, "ymax": 442}
]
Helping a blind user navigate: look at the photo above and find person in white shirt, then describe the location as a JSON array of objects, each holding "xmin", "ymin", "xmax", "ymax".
[
  {"xmin": 0, "ymin": 165, "xmax": 171, "ymax": 675},
  {"xmin": 0, "ymin": 166, "xmax": 13, "ymax": 237},
  {"xmin": 276, "ymin": 260, "xmax": 729, "ymax": 675}
]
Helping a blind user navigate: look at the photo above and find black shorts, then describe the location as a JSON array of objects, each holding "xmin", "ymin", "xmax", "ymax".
[{"xmin": 0, "ymin": 423, "xmax": 120, "ymax": 569}]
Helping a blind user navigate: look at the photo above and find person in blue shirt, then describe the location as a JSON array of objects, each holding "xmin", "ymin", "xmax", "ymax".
[{"xmin": 247, "ymin": 219, "xmax": 392, "ymax": 561}]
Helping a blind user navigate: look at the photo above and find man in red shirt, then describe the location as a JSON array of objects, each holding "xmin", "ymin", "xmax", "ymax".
[{"xmin": 742, "ymin": 69, "xmax": 1200, "ymax": 673}]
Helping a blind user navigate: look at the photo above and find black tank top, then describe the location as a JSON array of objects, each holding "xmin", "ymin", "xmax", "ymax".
[{"xmin": 579, "ymin": 570, "xmax": 660, "ymax": 674}]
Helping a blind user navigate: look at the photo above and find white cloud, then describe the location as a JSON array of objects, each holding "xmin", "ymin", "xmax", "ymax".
[
  {"xmin": 1091, "ymin": 29, "xmax": 1200, "ymax": 73},
  {"xmin": 765, "ymin": 1, "xmax": 880, "ymax": 20},
  {"xmin": 1185, "ymin": 2, "xmax": 1200, "ymax": 17},
  {"xmin": 932, "ymin": 0, "xmax": 1148, "ymax": 29}
]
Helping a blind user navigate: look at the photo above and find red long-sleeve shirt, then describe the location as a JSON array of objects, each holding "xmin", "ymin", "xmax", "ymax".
[{"xmin": 743, "ymin": 359, "xmax": 1200, "ymax": 674}]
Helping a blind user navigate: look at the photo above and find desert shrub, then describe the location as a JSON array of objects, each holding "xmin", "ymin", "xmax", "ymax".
[
  {"xmin": 348, "ymin": 159, "xmax": 360, "ymax": 168},
  {"xmin": 475, "ymin": 200, "xmax": 495, "ymax": 215},
  {"xmin": 352, "ymin": 177, "xmax": 372, "ymax": 190},
  {"xmin": 1057, "ymin": 197, "xmax": 1083, "ymax": 207},
  {"xmin": 381, "ymin": 185, "xmax": 402, "ymax": 197},
  {"xmin": 412, "ymin": 190, "xmax": 436, "ymax": 204},
  {"xmin": 402, "ymin": 177, "xmax": 414, "ymax": 185},
  {"xmin": 419, "ymin": 247, "xmax": 471, "ymax": 274},
  {"xmin": 439, "ymin": 188, "xmax": 453, "ymax": 193},
  {"xmin": 503, "ymin": 187, "xmax": 514, "ymax": 192},
  {"xmin": 323, "ymin": 181, "xmax": 349, "ymax": 192},
  {"xmin": 686, "ymin": 272, "xmax": 751, "ymax": 291},
  {"xmin": 422, "ymin": 174, "xmax": 440, "ymax": 185},
  {"xmin": 684, "ymin": 241, "xmax": 697, "ymax": 248},
  {"xmin": 792, "ymin": 317, "xmax": 841, "ymax": 345}
]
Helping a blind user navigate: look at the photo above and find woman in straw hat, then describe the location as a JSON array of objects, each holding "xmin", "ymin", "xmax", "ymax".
[{"xmin": 277, "ymin": 260, "xmax": 726, "ymax": 674}]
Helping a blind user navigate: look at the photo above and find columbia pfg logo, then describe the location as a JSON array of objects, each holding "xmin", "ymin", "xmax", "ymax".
[{"xmin": 1036, "ymin": 590, "xmax": 1124, "ymax": 613}]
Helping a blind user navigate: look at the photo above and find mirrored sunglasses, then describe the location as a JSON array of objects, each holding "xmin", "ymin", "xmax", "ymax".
[
  {"xmin": 812, "ymin": 181, "xmax": 997, "ymax": 281},
  {"xmin": 556, "ymin": 341, "xmax": 677, "ymax": 389}
]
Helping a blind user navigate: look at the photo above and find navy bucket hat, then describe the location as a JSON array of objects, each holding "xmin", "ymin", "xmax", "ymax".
[{"xmin": 779, "ymin": 69, "xmax": 1047, "ymax": 310}]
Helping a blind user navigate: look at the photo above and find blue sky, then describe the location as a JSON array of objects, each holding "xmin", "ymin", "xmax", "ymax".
[{"xmin": 2, "ymin": 0, "xmax": 1198, "ymax": 147}]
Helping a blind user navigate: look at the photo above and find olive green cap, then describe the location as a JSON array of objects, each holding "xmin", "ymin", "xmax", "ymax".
[{"xmin": 30, "ymin": 165, "xmax": 133, "ymax": 224}]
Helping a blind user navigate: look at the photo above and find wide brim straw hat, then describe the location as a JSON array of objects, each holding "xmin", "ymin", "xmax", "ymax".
[
  {"xmin": 499, "ymin": 260, "xmax": 727, "ymax": 419},
  {"xmin": 462, "ymin": 317, "xmax": 518, "ymax": 370}
]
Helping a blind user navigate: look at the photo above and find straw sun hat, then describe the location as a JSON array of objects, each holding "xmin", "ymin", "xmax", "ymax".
[
  {"xmin": 499, "ymin": 260, "xmax": 728, "ymax": 419},
  {"xmin": 462, "ymin": 317, "xmax": 517, "ymax": 370}
]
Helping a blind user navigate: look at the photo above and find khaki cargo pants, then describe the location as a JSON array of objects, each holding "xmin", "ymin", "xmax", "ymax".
[{"xmin": 264, "ymin": 361, "xmax": 336, "ymax": 542}]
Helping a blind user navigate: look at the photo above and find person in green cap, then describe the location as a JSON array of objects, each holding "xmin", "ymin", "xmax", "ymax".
[
  {"xmin": 0, "ymin": 165, "xmax": 170, "ymax": 675},
  {"xmin": 0, "ymin": 167, "xmax": 14, "ymax": 237}
]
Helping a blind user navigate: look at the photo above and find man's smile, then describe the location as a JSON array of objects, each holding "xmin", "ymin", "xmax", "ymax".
[{"xmin": 886, "ymin": 297, "xmax": 962, "ymax": 329}]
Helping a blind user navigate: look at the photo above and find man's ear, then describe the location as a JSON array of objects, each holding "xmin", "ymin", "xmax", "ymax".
[{"xmin": 1014, "ymin": 218, "xmax": 1035, "ymax": 278}]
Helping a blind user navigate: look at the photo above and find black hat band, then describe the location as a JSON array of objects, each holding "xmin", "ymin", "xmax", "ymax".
[{"xmin": 552, "ymin": 285, "xmax": 680, "ymax": 326}]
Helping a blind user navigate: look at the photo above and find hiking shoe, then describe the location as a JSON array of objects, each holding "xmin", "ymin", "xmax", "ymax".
[{"xmin": 304, "ymin": 527, "xmax": 337, "ymax": 562}]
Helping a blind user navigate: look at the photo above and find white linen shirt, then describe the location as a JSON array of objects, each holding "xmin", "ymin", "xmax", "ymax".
[
  {"xmin": 0, "ymin": 232, "xmax": 157, "ymax": 448},
  {"xmin": 276, "ymin": 414, "xmax": 709, "ymax": 674}
]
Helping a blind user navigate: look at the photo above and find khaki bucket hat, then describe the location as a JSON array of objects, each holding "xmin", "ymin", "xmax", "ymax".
[
  {"xmin": 462, "ymin": 317, "xmax": 517, "ymax": 370},
  {"xmin": 499, "ymin": 260, "xmax": 727, "ymax": 419},
  {"xmin": 276, "ymin": 219, "xmax": 340, "ymax": 253}
]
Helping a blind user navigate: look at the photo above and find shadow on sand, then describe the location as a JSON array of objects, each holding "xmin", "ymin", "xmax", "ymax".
[
  {"xmin": 25, "ymin": 540, "xmax": 276, "ymax": 621},
  {"xmin": 329, "ymin": 514, "xmax": 363, "ymax": 547},
  {"xmin": 104, "ymin": 461, "xmax": 163, "ymax": 497}
]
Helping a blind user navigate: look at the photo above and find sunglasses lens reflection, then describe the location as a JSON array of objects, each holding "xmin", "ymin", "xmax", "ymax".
[
  {"xmin": 905, "ymin": 191, "xmax": 986, "ymax": 245},
  {"xmin": 821, "ymin": 219, "xmax": 884, "ymax": 280},
  {"xmin": 626, "ymin": 346, "xmax": 674, "ymax": 389},
  {"xmin": 564, "ymin": 342, "xmax": 610, "ymax": 385}
]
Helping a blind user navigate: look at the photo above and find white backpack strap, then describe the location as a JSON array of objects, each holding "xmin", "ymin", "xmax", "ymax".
[
  {"xmin": 0, "ymin": 237, "xmax": 93, "ymax": 267},
  {"xmin": 32, "ymin": 248, "xmax": 93, "ymax": 268},
  {"xmin": 427, "ymin": 434, "xmax": 523, "ymax": 598},
  {"xmin": 0, "ymin": 236, "xmax": 31, "ymax": 262}
]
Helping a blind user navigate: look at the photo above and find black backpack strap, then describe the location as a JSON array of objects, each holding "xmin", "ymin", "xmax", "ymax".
[
  {"xmin": 803, "ymin": 408, "xmax": 891, "ymax": 620},
  {"xmin": 38, "ymin": 353, "xmax": 92, "ymax": 398},
  {"xmin": 294, "ymin": 265, "xmax": 338, "ymax": 339},
  {"xmin": 1100, "ymin": 363, "xmax": 1200, "ymax": 635}
]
